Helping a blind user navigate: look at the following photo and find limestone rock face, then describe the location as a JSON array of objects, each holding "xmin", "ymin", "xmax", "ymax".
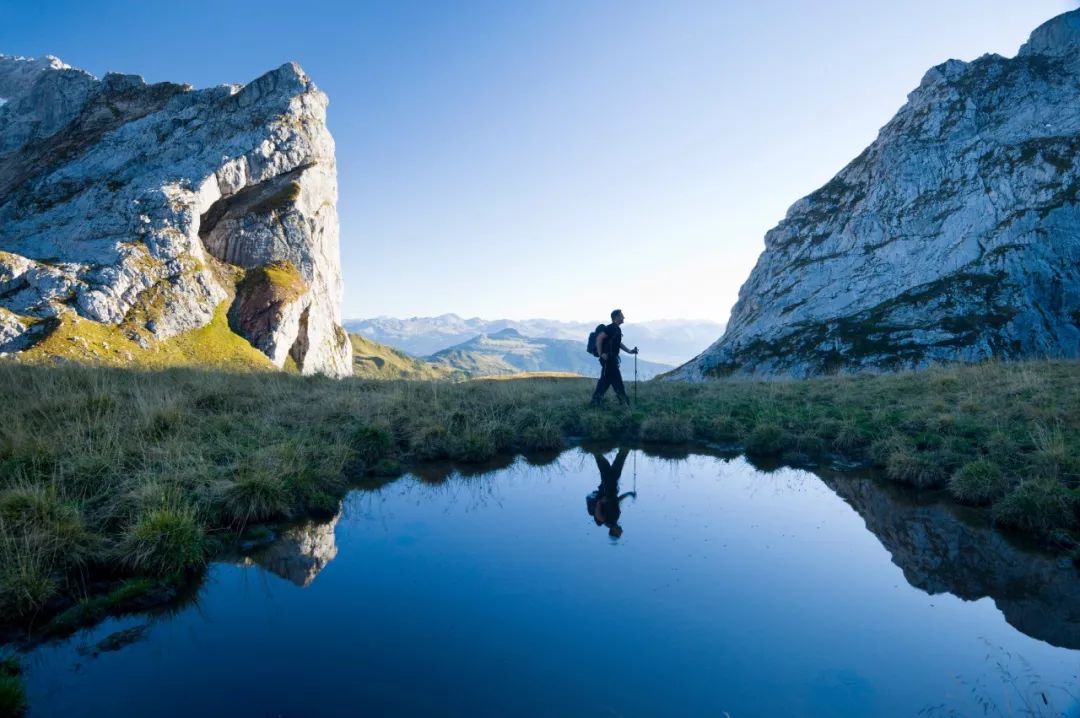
[
  {"xmin": 0, "ymin": 54, "xmax": 351, "ymax": 376},
  {"xmin": 675, "ymin": 9, "xmax": 1080, "ymax": 379}
]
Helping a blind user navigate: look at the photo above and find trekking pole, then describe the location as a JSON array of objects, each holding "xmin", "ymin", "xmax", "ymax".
[{"xmin": 634, "ymin": 352, "xmax": 638, "ymax": 406}]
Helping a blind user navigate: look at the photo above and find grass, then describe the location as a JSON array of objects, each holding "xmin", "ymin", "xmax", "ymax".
[
  {"xmin": 476, "ymin": 371, "xmax": 583, "ymax": 380},
  {"xmin": 0, "ymin": 657, "xmax": 24, "ymax": 717},
  {"xmin": 120, "ymin": 501, "xmax": 206, "ymax": 576},
  {"xmin": 0, "ymin": 358, "xmax": 1078, "ymax": 626},
  {"xmin": 43, "ymin": 577, "xmax": 178, "ymax": 636},
  {"xmin": 949, "ymin": 460, "xmax": 1008, "ymax": 505},
  {"xmin": 348, "ymin": 333, "xmax": 453, "ymax": 380}
]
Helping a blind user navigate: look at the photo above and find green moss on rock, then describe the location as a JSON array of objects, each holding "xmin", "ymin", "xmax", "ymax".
[
  {"xmin": 250, "ymin": 181, "xmax": 302, "ymax": 216},
  {"xmin": 236, "ymin": 261, "xmax": 307, "ymax": 306}
]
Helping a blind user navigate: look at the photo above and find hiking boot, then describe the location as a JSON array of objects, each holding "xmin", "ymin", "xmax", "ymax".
[{"xmin": 589, "ymin": 397, "xmax": 605, "ymax": 408}]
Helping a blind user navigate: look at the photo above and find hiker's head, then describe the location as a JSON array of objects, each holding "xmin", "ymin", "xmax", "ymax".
[
  {"xmin": 609, "ymin": 524, "xmax": 623, "ymax": 539},
  {"xmin": 611, "ymin": 309, "xmax": 624, "ymax": 325}
]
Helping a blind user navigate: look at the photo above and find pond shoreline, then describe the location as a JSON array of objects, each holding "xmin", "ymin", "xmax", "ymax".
[
  {"xmin": 1, "ymin": 360, "xmax": 1078, "ymax": 637},
  {"xmin": 2, "ymin": 441, "xmax": 1072, "ymax": 650},
  {"xmin": 8, "ymin": 449, "xmax": 1080, "ymax": 718}
]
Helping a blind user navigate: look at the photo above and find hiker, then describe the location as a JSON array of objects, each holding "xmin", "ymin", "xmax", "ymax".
[
  {"xmin": 591, "ymin": 309, "xmax": 638, "ymax": 406},
  {"xmin": 587, "ymin": 448, "xmax": 635, "ymax": 538}
]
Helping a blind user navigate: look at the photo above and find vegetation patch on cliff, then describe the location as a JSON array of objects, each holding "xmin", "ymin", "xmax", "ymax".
[
  {"xmin": 250, "ymin": 181, "xmax": 302, "ymax": 216},
  {"xmin": 236, "ymin": 261, "xmax": 307, "ymax": 305},
  {"xmin": 709, "ymin": 271, "xmax": 1020, "ymax": 376},
  {"xmin": 20, "ymin": 301, "xmax": 274, "ymax": 371}
]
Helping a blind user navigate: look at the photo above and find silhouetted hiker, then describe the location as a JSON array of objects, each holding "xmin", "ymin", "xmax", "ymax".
[
  {"xmin": 591, "ymin": 309, "xmax": 638, "ymax": 407},
  {"xmin": 587, "ymin": 448, "xmax": 636, "ymax": 538}
]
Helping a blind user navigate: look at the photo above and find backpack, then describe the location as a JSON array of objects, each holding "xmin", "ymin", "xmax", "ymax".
[{"xmin": 586, "ymin": 324, "xmax": 606, "ymax": 356}]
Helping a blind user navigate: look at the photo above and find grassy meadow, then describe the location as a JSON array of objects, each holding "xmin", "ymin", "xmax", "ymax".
[{"xmin": 1, "ymin": 358, "xmax": 1078, "ymax": 632}]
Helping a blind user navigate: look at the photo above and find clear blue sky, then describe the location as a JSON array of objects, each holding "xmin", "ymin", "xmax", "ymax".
[{"xmin": 1, "ymin": 0, "xmax": 1075, "ymax": 322}]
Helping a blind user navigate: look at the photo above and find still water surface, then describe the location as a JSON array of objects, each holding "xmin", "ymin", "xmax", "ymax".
[{"xmin": 19, "ymin": 449, "xmax": 1080, "ymax": 717}]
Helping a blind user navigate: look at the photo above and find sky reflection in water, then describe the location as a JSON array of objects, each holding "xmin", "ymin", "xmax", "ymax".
[{"xmin": 19, "ymin": 449, "xmax": 1080, "ymax": 718}]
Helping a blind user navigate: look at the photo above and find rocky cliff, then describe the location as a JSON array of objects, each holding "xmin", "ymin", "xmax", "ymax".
[
  {"xmin": 0, "ymin": 55, "xmax": 352, "ymax": 376},
  {"xmin": 676, "ymin": 10, "xmax": 1080, "ymax": 379}
]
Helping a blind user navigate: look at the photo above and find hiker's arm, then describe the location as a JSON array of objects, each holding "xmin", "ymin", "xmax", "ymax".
[
  {"xmin": 620, "ymin": 342, "xmax": 638, "ymax": 354},
  {"xmin": 596, "ymin": 332, "xmax": 606, "ymax": 358}
]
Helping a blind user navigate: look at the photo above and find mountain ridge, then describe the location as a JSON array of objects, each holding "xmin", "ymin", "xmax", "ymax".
[
  {"xmin": 674, "ymin": 9, "xmax": 1080, "ymax": 380},
  {"xmin": 345, "ymin": 314, "xmax": 723, "ymax": 366},
  {"xmin": 426, "ymin": 330, "xmax": 673, "ymax": 379}
]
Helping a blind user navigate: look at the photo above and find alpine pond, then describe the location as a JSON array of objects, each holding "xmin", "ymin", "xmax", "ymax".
[{"xmin": 13, "ymin": 449, "xmax": 1080, "ymax": 718}]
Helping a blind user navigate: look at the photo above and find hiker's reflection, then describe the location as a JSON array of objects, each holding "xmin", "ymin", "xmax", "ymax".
[{"xmin": 588, "ymin": 448, "xmax": 636, "ymax": 539}]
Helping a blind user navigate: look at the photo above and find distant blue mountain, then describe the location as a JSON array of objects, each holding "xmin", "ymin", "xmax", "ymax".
[
  {"xmin": 425, "ymin": 328, "xmax": 673, "ymax": 379},
  {"xmin": 343, "ymin": 314, "xmax": 723, "ymax": 366}
]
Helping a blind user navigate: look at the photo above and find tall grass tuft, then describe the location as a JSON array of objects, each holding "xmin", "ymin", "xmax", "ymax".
[
  {"xmin": 0, "ymin": 523, "xmax": 58, "ymax": 618},
  {"xmin": 120, "ymin": 501, "xmax": 206, "ymax": 576},
  {"xmin": 640, "ymin": 414, "xmax": 693, "ymax": 444},
  {"xmin": 221, "ymin": 474, "xmax": 290, "ymax": 527},
  {"xmin": 0, "ymin": 657, "xmax": 26, "ymax": 717},
  {"xmin": 949, "ymin": 460, "xmax": 1009, "ymax": 505},
  {"xmin": 744, "ymin": 423, "xmax": 788, "ymax": 456},
  {"xmin": 992, "ymin": 479, "xmax": 1078, "ymax": 540},
  {"xmin": 885, "ymin": 443, "xmax": 948, "ymax": 488}
]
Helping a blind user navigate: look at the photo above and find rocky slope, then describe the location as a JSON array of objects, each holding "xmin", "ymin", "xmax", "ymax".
[
  {"xmin": 0, "ymin": 55, "xmax": 351, "ymax": 376},
  {"xmin": 676, "ymin": 9, "xmax": 1080, "ymax": 379}
]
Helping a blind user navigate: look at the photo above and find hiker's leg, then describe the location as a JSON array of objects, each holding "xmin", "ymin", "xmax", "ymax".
[
  {"xmin": 610, "ymin": 363, "xmax": 627, "ymax": 402},
  {"xmin": 592, "ymin": 360, "xmax": 610, "ymax": 401}
]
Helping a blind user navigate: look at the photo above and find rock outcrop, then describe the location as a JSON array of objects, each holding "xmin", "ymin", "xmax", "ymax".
[
  {"xmin": 676, "ymin": 10, "xmax": 1080, "ymax": 379},
  {"xmin": 0, "ymin": 54, "xmax": 351, "ymax": 376}
]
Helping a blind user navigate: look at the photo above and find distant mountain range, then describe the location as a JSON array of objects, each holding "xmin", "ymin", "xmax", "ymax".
[
  {"xmin": 344, "ymin": 314, "xmax": 724, "ymax": 366},
  {"xmin": 426, "ymin": 328, "xmax": 673, "ymax": 379}
]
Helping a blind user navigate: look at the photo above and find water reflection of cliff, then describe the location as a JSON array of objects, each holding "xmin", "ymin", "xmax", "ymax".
[
  {"xmin": 242, "ymin": 514, "xmax": 340, "ymax": 587},
  {"xmin": 823, "ymin": 475, "xmax": 1080, "ymax": 649}
]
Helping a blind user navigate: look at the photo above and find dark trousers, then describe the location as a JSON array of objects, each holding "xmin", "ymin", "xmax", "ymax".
[{"xmin": 592, "ymin": 356, "xmax": 627, "ymax": 402}]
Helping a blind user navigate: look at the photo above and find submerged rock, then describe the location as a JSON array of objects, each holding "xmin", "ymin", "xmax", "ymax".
[
  {"xmin": 76, "ymin": 624, "xmax": 151, "ymax": 657},
  {"xmin": 677, "ymin": 9, "xmax": 1080, "ymax": 379},
  {"xmin": 0, "ymin": 54, "xmax": 351, "ymax": 376}
]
